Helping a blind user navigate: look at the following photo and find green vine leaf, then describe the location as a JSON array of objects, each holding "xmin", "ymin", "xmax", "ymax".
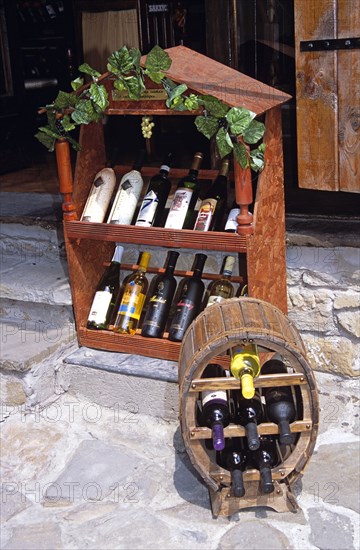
[
  {"xmin": 107, "ymin": 47, "xmax": 134, "ymax": 75},
  {"xmin": 194, "ymin": 115, "xmax": 218, "ymax": 139},
  {"xmin": 216, "ymin": 127, "xmax": 233, "ymax": 158},
  {"xmin": 165, "ymin": 82, "xmax": 188, "ymax": 107},
  {"xmin": 226, "ymin": 107, "xmax": 256, "ymax": 136},
  {"xmin": 145, "ymin": 45, "xmax": 171, "ymax": 73},
  {"xmin": 89, "ymin": 83, "xmax": 109, "ymax": 111},
  {"xmin": 145, "ymin": 70, "xmax": 165, "ymax": 84},
  {"xmin": 35, "ymin": 129, "xmax": 57, "ymax": 151},
  {"xmin": 78, "ymin": 63, "xmax": 101, "ymax": 78},
  {"xmin": 250, "ymin": 143, "xmax": 266, "ymax": 172},
  {"xmin": 71, "ymin": 99, "xmax": 99, "ymax": 125},
  {"xmin": 233, "ymin": 141, "xmax": 249, "ymax": 169},
  {"xmin": 199, "ymin": 95, "xmax": 229, "ymax": 118},
  {"xmin": 71, "ymin": 77, "xmax": 84, "ymax": 91},
  {"xmin": 60, "ymin": 114, "xmax": 76, "ymax": 132},
  {"xmin": 124, "ymin": 75, "xmax": 145, "ymax": 100},
  {"xmin": 243, "ymin": 119, "xmax": 265, "ymax": 144},
  {"xmin": 113, "ymin": 78, "xmax": 126, "ymax": 91},
  {"xmin": 129, "ymin": 47, "xmax": 141, "ymax": 69},
  {"xmin": 53, "ymin": 90, "xmax": 78, "ymax": 110}
]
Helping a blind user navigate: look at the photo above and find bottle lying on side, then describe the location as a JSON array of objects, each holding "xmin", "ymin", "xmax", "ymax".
[{"xmin": 200, "ymin": 364, "xmax": 230, "ymax": 452}]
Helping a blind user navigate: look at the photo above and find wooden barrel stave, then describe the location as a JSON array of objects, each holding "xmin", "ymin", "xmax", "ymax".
[{"xmin": 178, "ymin": 297, "xmax": 319, "ymax": 513}]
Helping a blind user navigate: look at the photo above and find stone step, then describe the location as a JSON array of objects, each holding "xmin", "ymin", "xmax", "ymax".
[
  {"xmin": 0, "ymin": 251, "xmax": 71, "ymax": 307},
  {"xmin": 62, "ymin": 346, "xmax": 179, "ymax": 422}
]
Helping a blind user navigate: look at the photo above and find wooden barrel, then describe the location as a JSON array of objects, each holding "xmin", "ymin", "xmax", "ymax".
[{"xmin": 178, "ymin": 297, "xmax": 319, "ymax": 516}]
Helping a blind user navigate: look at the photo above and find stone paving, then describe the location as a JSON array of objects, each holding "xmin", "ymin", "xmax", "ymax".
[{"xmin": 1, "ymin": 371, "xmax": 359, "ymax": 550}]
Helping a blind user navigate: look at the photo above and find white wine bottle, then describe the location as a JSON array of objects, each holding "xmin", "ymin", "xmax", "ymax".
[
  {"xmin": 164, "ymin": 152, "xmax": 203, "ymax": 229},
  {"xmin": 81, "ymin": 167, "xmax": 117, "ymax": 223},
  {"xmin": 107, "ymin": 150, "xmax": 146, "ymax": 225},
  {"xmin": 230, "ymin": 344, "xmax": 261, "ymax": 399},
  {"xmin": 113, "ymin": 251, "xmax": 151, "ymax": 335},
  {"xmin": 204, "ymin": 256, "xmax": 235, "ymax": 307}
]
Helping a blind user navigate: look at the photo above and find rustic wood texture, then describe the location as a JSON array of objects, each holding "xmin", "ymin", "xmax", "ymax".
[
  {"xmin": 55, "ymin": 140, "xmax": 77, "ymax": 220},
  {"xmin": 338, "ymin": 0, "xmax": 360, "ymax": 192},
  {"xmin": 295, "ymin": 0, "xmax": 339, "ymax": 191},
  {"xmin": 246, "ymin": 107, "xmax": 287, "ymax": 313},
  {"xmin": 295, "ymin": 0, "xmax": 360, "ymax": 193},
  {"xmin": 161, "ymin": 46, "xmax": 291, "ymax": 115},
  {"xmin": 178, "ymin": 296, "xmax": 319, "ymax": 514}
]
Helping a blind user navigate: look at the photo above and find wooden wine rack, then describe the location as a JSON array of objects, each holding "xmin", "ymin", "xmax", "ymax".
[
  {"xmin": 179, "ymin": 297, "xmax": 319, "ymax": 516},
  {"xmin": 56, "ymin": 46, "xmax": 292, "ymax": 363}
]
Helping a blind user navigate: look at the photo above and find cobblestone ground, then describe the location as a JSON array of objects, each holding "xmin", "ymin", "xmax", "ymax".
[{"xmin": 1, "ymin": 371, "xmax": 359, "ymax": 550}]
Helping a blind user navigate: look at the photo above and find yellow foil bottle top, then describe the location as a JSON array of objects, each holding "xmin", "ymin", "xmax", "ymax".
[
  {"xmin": 139, "ymin": 252, "xmax": 151, "ymax": 270},
  {"xmin": 240, "ymin": 372, "xmax": 255, "ymax": 399}
]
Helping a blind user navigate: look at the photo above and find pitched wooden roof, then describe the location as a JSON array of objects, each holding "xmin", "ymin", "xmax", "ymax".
[{"xmin": 163, "ymin": 46, "xmax": 291, "ymax": 115}]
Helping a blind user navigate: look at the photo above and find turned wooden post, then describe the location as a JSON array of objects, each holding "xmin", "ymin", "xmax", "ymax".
[
  {"xmin": 55, "ymin": 139, "xmax": 77, "ymax": 220},
  {"xmin": 233, "ymin": 148, "xmax": 254, "ymax": 235}
]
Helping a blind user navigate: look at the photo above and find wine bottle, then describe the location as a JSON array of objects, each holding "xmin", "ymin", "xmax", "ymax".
[
  {"xmin": 86, "ymin": 245, "xmax": 124, "ymax": 330},
  {"xmin": 200, "ymin": 364, "xmax": 230, "ymax": 451},
  {"xmin": 113, "ymin": 251, "xmax": 151, "ymax": 335},
  {"xmin": 168, "ymin": 253, "xmax": 207, "ymax": 342},
  {"xmin": 204, "ymin": 256, "xmax": 235, "ymax": 307},
  {"xmin": 81, "ymin": 167, "xmax": 117, "ymax": 223},
  {"xmin": 261, "ymin": 359, "xmax": 296, "ymax": 445},
  {"xmin": 218, "ymin": 438, "xmax": 246, "ymax": 497},
  {"xmin": 224, "ymin": 200, "xmax": 239, "ymax": 233},
  {"xmin": 193, "ymin": 158, "xmax": 229, "ymax": 231},
  {"xmin": 135, "ymin": 153, "xmax": 173, "ymax": 227},
  {"xmin": 141, "ymin": 250, "xmax": 179, "ymax": 338},
  {"xmin": 235, "ymin": 390, "xmax": 263, "ymax": 451},
  {"xmin": 164, "ymin": 152, "xmax": 203, "ymax": 229},
  {"xmin": 230, "ymin": 344, "xmax": 261, "ymax": 399},
  {"xmin": 107, "ymin": 150, "xmax": 146, "ymax": 225},
  {"xmin": 247, "ymin": 436, "xmax": 279, "ymax": 494}
]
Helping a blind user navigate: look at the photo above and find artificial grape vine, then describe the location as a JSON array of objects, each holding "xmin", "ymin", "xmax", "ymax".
[{"xmin": 36, "ymin": 45, "xmax": 266, "ymax": 172}]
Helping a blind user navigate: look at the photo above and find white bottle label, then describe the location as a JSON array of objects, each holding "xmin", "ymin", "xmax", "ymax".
[
  {"xmin": 206, "ymin": 294, "xmax": 224, "ymax": 307},
  {"xmin": 107, "ymin": 170, "xmax": 143, "ymax": 225},
  {"xmin": 87, "ymin": 291, "xmax": 112, "ymax": 324},
  {"xmin": 81, "ymin": 168, "xmax": 116, "ymax": 223},
  {"xmin": 135, "ymin": 190, "xmax": 158, "ymax": 227},
  {"xmin": 165, "ymin": 188, "xmax": 193, "ymax": 229},
  {"xmin": 202, "ymin": 389, "xmax": 227, "ymax": 406},
  {"xmin": 224, "ymin": 207, "xmax": 240, "ymax": 231}
]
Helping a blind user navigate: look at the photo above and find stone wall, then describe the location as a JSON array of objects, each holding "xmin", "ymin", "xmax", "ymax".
[{"xmin": 286, "ymin": 245, "xmax": 360, "ymax": 377}]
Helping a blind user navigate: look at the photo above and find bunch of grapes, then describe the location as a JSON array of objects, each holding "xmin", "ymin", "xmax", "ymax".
[{"xmin": 141, "ymin": 115, "xmax": 155, "ymax": 139}]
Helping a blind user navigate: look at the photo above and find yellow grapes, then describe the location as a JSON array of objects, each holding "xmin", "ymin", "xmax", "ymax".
[{"xmin": 141, "ymin": 115, "xmax": 155, "ymax": 139}]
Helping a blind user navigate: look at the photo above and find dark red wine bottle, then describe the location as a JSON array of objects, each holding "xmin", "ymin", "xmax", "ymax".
[
  {"xmin": 141, "ymin": 250, "xmax": 179, "ymax": 338},
  {"xmin": 235, "ymin": 390, "xmax": 264, "ymax": 451},
  {"xmin": 200, "ymin": 364, "xmax": 230, "ymax": 451},
  {"xmin": 261, "ymin": 359, "xmax": 296, "ymax": 445},
  {"xmin": 218, "ymin": 438, "xmax": 246, "ymax": 497},
  {"xmin": 168, "ymin": 253, "xmax": 207, "ymax": 342},
  {"xmin": 247, "ymin": 436, "xmax": 279, "ymax": 494}
]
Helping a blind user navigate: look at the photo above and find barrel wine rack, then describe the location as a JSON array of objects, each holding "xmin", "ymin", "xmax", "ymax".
[{"xmin": 179, "ymin": 297, "xmax": 319, "ymax": 517}]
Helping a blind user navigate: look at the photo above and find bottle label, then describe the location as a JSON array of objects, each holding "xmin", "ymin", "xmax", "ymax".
[
  {"xmin": 224, "ymin": 207, "xmax": 240, "ymax": 232},
  {"xmin": 108, "ymin": 171, "xmax": 143, "ymax": 225},
  {"xmin": 81, "ymin": 179, "xmax": 114, "ymax": 223},
  {"xmin": 135, "ymin": 190, "xmax": 159, "ymax": 227},
  {"xmin": 87, "ymin": 291, "xmax": 112, "ymax": 324},
  {"xmin": 206, "ymin": 295, "xmax": 224, "ymax": 307},
  {"xmin": 164, "ymin": 188, "xmax": 193, "ymax": 229},
  {"xmin": 170, "ymin": 299, "xmax": 195, "ymax": 331},
  {"xmin": 118, "ymin": 283, "xmax": 145, "ymax": 320},
  {"xmin": 193, "ymin": 198, "xmax": 217, "ymax": 231},
  {"xmin": 202, "ymin": 389, "xmax": 227, "ymax": 406}
]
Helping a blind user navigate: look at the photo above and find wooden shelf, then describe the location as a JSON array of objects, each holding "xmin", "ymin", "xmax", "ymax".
[{"xmin": 64, "ymin": 220, "xmax": 248, "ymax": 252}]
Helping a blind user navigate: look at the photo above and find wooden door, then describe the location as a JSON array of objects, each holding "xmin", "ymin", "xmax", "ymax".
[{"xmin": 294, "ymin": 0, "xmax": 360, "ymax": 192}]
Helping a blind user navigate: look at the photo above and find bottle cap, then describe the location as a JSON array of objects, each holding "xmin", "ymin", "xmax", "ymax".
[
  {"xmin": 212, "ymin": 423, "xmax": 225, "ymax": 451},
  {"xmin": 139, "ymin": 252, "xmax": 151, "ymax": 269},
  {"xmin": 223, "ymin": 256, "xmax": 235, "ymax": 275},
  {"xmin": 219, "ymin": 158, "xmax": 230, "ymax": 177},
  {"xmin": 241, "ymin": 373, "xmax": 255, "ymax": 399},
  {"xmin": 191, "ymin": 152, "xmax": 203, "ymax": 171}
]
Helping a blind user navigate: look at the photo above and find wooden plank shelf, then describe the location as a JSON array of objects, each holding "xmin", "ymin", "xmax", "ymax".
[
  {"xmin": 189, "ymin": 373, "xmax": 308, "ymax": 392},
  {"xmin": 188, "ymin": 420, "xmax": 313, "ymax": 440},
  {"xmin": 64, "ymin": 220, "xmax": 248, "ymax": 252}
]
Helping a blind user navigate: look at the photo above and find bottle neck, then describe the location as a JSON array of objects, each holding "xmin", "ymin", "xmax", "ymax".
[{"xmin": 111, "ymin": 245, "xmax": 124, "ymax": 264}]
